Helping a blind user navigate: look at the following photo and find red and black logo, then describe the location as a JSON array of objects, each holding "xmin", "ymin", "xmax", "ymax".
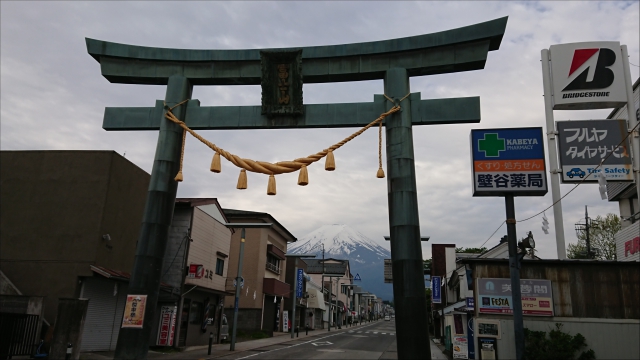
[{"xmin": 563, "ymin": 48, "xmax": 616, "ymax": 91}]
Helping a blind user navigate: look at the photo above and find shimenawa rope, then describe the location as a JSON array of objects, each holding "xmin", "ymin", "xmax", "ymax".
[{"xmin": 167, "ymin": 94, "xmax": 410, "ymax": 194}]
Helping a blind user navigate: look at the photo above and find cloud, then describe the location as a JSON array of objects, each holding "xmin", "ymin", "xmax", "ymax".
[{"xmin": 2, "ymin": 1, "xmax": 638, "ymax": 264}]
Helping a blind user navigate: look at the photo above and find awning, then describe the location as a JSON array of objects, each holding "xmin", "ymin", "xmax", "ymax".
[
  {"xmin": 437, "ymin": 300, "xmax": 466, "ymax": 316},
  {"xmin": 306, "ymin": 288, "xmax": 326, "ymax": 311}
]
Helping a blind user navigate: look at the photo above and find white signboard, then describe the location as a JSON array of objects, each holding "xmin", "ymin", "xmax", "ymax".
[
  {"xmin": 615, "ymin": 224, "xmax": 640, "ymax": 262},
  {"xmin": 453, "ymin": 336, "xmax": 469, "ymax": 359},
  {"xmin": 282, "ymin": 310, "xmax": 289, "ymax": 332},
  {"xmin": 549, "ymin": 41, "xmax": 627, "ymax": 110}
]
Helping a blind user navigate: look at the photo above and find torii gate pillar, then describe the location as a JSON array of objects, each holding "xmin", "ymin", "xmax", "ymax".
[{"xmin": 384, "ymin": 68, "xmax": 429, "ymax": 357}]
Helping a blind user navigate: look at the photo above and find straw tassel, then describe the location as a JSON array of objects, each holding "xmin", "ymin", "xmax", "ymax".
[
  {"xmin": 236, "ymin": 169, "xmax": 247, "ymax": 189},
  {"xmin": 298, "ymin": 165, "xmax": 309, "ymax": 186},
  {"xmin": 174, "ymin": 171, "xmax": 183, "ymax": 182},
  {"xmin": 267, "ymin": 174, "xmax": 277, "ymax": 195},
  {"xmin": 210, "ymin": 152, "xmax": 221, "ymax": 173},
  {"xmin": 325, "ymin": 149, "xmax": 335, "ymax": 171},
  {"xmin": 377, "ymin": 168, "xmax": 385, "ymax": 178}
]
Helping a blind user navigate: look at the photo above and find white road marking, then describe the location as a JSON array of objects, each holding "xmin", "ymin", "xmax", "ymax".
[
  {"xmin": 312, "ymin": 341, "xmax": 333, "ymax": 346},
  {"xmin": 236, "ymin": 323, "xmax": 377, "ymax": 359}
]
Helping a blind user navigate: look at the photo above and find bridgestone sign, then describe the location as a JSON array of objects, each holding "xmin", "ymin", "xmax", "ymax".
[{"xmin": 549, "ymin": 41, "xmax": 627, "ymax": 110}]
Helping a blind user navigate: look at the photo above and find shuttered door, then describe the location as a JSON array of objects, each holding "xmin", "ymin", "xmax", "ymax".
[{"xmin": 80, "ymin": 277, "xmax": 118, "ymax": 351}]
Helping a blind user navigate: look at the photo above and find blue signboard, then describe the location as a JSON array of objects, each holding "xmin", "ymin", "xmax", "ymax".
[
  {"xmin": 296, "ymin": 269, "xmax": 304, "ymax": 298},
  {"xmin": 466, "ymin": 297, "xmax": 475, "ymax": 310},
  {"xmin": 470, "ymin": 127, "xmax": 548, "ymax": 197},
  {"xmin": 432, "ymin": 276, "xmax": 441, "ymax": 304}
]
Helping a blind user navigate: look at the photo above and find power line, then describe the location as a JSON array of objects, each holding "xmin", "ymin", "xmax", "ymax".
[{"xmin": 478, "ymin": 121, "xmax": 640, "ymax": 247}]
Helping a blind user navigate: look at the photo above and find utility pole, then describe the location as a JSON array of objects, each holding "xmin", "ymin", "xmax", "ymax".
[
  {"xmin": 505, "ymin": 194, "xmax": 525, "ymax": 360},
  {"xmin": 574, "ymin": 206, "xmax": 599, "ymax": 259}
]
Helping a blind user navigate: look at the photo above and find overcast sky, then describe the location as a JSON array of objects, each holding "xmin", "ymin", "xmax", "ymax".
[{"xmin": 2, "ymin": 1, "xmax": 638, "ymax": 260}]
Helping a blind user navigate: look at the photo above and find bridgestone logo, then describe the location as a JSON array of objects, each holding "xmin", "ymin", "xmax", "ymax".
[{"xmin": 562, "ymin": 91, "xmax": 610, "ymax": 99}]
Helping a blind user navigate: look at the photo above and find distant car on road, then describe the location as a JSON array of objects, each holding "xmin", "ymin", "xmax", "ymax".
[
  {"xmin": 384, "ymin": 315, "xmax": 390, "ymax": 321},
  {"xmin": 566, "ymin": 168, "xmax": 586, "ymax": 179}
]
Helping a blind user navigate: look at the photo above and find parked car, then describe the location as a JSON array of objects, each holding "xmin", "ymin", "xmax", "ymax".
[
  {"xmin": 384, "ymin": 315, "xmax": 390, "ymax": 321},
  {"xmin": 220, "ymin": 314, "xmax": 229, "ymax": 342}
]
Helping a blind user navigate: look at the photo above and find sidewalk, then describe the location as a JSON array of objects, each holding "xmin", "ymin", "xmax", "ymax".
[
  {"xmin": 430, "ymin": 336, "xmax": 453, "ymax": 360},
  {"xmin": 80, "ymin": 321, "xmax": 378, "ymax": 360}
]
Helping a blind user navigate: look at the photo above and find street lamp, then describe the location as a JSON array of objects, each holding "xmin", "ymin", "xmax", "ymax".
[
  {"xmin": 323, "ymin": 274, "xmax": 342, "ymax": 331},
  {"xmin": 285, "ymin": 253, "xmax": 316, "ymax": 339},
  {"xmin": 224, "ymin": 223, "xmax": 273, "ymax": 351}
]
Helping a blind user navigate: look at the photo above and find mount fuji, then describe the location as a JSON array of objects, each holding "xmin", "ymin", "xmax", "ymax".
[{"xmin": 288, "ymin": 224, "xmax": 393, "ymax": 301}]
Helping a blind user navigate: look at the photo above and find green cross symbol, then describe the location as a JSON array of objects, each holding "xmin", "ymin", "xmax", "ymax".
[{"xmin": 478, "ymin": 133, "xmax": 505, "ymax": 157}]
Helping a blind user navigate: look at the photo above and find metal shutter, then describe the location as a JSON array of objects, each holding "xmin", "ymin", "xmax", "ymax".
[{"xmin": 80, "ymin": 277, "xmax": 118, "ymax": 351}]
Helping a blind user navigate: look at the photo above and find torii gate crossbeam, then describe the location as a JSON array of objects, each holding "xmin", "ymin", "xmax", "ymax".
[{"xmin": 87, "ymin": 16, "xmax": 507, "ymax": 360}]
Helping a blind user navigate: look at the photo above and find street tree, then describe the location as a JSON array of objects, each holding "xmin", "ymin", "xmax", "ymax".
[{"xmin": 567, "ymin": 213, "xmax": 620, "ymax": 260}]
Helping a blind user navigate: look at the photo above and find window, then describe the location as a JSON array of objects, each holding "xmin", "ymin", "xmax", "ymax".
[
  {"xmin": 215, "ymin": 258, "xmax": 224, "ymax": 276},
  {"xmin": 189, "ymin": 302, "xmax": 203, "ymax": 324},
  {"xmin": 266, "ymin": 254, "xmax": 280, "ymax": 273}
]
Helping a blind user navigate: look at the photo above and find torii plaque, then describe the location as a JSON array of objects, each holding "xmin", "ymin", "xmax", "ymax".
[{"xmin": 87, "ymin": 17, "xmax": 507, "ymax": 359}]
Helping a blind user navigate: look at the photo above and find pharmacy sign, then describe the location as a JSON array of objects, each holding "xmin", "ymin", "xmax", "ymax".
[{"xmin": 471, "ymin": 127, "xmax": 548, "ymax": 197}]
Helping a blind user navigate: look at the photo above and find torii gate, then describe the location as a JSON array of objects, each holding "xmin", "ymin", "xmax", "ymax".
[{"xmin": 87, "ymin": 17, "xmax": 507, "ymax": 359}]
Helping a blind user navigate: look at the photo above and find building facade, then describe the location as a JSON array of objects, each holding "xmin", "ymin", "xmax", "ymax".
[
  {"xmin": 222, "ymin": 209, "xmax": 296, "ymax": 336},
  {"xmin": 0, "ymin": 150, "xmax": 150, "ymax": 352}
]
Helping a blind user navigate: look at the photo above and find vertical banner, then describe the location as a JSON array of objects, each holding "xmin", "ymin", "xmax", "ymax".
[
  {"xmin": 156, "ymin": 306, "xmax": 176, "ymax": 346},
  {"xmin": 432, "ymin": 276, "xmax": 442, "ymax": 304},
  {"xmin": 122, "ymin": 295, "xmax": 147, "ymax": 328},
  {"xmin": 296, "ymin": 269, "xmax": 304, "ymax": 298},
  {"xmin": 467, "ymin": 317, "xmax": 475, "ymax": 359},
  {"xmin": 282, "ymin": 310, "xmax": 289, "ymax": 332}
]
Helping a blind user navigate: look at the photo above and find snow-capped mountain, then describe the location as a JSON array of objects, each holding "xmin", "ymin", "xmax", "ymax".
[{"xmin": 289, "ymin": 224, "xmax": 393, "ymax": 301}]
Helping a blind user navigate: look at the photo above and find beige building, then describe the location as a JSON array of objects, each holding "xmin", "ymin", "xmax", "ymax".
[
  {"xmin": 303, "ymin": 258, "xmax": 353, "ymax": 327},
  {"xmin": 222, "ymin": 209, "xmax": 297, "ymax": 336}
]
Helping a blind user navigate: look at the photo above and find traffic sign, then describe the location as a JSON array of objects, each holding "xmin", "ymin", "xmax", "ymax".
[{"xmin": 354, "ymin": 273, "xmax": 361, "ymax": 281}]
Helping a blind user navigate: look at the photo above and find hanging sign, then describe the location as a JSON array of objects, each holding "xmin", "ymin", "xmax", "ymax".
[
  {"xmin": 384, "ymin": 259, "xmax": 393, "ymax": 283},
  {"xmin": 432, "ymin": 276, "xmax": 442, "ymax": 304},
  {"xmin": 122, "ymin": 295, "xmax": 147, "ymax": 328},
  {"xmin": 557, "ymin": 119, "xmax": 633, "ymax": 182},
  {"xmin": 296, "ymin": 269, "xmax": 304, "ymax": 298},
  {"xmin": 548, "ymin": 41, "xmax": 627, "ymax": 110},
  {"xmin": 471, "ymin": 127, "xmax": 547, "ymax": 197},
  {"xmin": 260, "ymin": 50, "xmax": 303, "ymax": 117}
]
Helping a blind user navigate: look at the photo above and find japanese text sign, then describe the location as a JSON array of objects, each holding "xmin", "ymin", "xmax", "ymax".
[
  {"xmin": 432, "ymin": 276, "xmax": 442, "ymax": 304},
  {"xmin": 557, "ymin": 119, "xmax": 632, "ymax": 182},
  {"xmin": 122, "ymin": 295, "xmax": 147, "ymax": 328},
  {"xmin": 477, "ymin": 278, "xmax": 553, "ymax": 316},
  {"xmin": 296, "ymin": 268, "xmax": 304, "ymax": 298},
  {"xmin": 156, "ymin": 306, "xmax": 176, "ymax": 346},
  {"xmin": 471, "ymin": 127, "xmax": 548, "ymax": 197}
]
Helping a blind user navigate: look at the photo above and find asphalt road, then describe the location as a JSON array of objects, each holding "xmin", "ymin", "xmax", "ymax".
[{"xmin": 214, "ymin": 320, "xmax": 447, "ymax": 360}]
